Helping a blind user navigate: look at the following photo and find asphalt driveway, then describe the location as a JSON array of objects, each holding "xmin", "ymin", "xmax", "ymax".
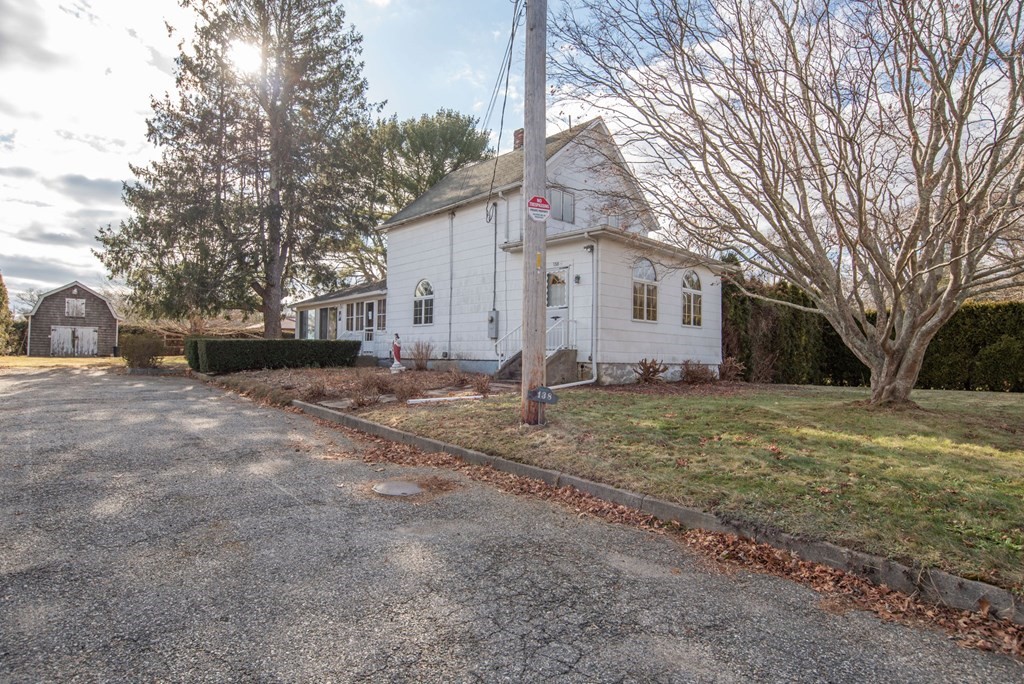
[{"xmin": 0, "ymin": 368, "xmax": 1020, "ymax": 682}]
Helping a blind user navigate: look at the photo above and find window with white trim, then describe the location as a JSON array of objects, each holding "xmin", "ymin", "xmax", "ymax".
[
  {"xmin": 376, "ymin": 298, "xmax": 387, "ymax": 330},
  {"xmin": 547, "ymin": 270, "xmax": 568, "ymax": 308},
  {"xmin": 413, "ymin": 280, "xmax": 434, "ymax": 325},
  {"xmin": 65, "ymin": 298, "xmax": 86, "ymax": 317},
  {"xmin": 682, "ymin": 270, "xmax": 703, "ymax": 327},
  {"xmin": 549, "ymin": 188, "xmax": 575, "ymax": 223},
  {"xmin": 631, "ymin": 258, "xmax": 657, "ymax": 321},
  {"xmin": 345, "ymin": 302, "xmax": 365, "ymax": 332}
]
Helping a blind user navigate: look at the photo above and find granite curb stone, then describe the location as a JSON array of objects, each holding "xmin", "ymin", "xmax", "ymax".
[{"xmin": 291, "ymin": 399, "xmax": 1024, "ymax": 626}]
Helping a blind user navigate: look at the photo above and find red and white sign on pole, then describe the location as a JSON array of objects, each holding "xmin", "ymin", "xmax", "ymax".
[{"xmin": 527, "ymin": 195, "xmax": 550, "ymax": 222}]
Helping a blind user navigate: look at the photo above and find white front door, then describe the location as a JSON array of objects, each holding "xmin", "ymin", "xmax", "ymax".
[
  {"xmin": 546, "ymin": 268, "xmax": 571, "ymax": 350},
  {"xmin": 546, "ymin": 268, "xmax": 570, "ymax": 328}
]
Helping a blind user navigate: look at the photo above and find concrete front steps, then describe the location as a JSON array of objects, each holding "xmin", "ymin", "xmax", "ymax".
[{"xmin": 495, "ymin": 348, "xmax": 578, "ymax": 385}]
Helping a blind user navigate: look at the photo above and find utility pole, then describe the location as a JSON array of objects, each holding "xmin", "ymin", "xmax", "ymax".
[{"xmin": 520, "ymin": 0, "xmax": 547, "ymax": 425}]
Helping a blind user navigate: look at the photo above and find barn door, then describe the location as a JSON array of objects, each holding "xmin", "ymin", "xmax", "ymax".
[
  {"xmin": 51, "ymin": 327, "xmax": 73, "ymax": 356},
  {"xmin": 50, "ymin": 326, "xmax": 98, "ymax": 356},
  {"xmin": 75, "ymin": 328, "xmax": 98, "ymax": 356}
]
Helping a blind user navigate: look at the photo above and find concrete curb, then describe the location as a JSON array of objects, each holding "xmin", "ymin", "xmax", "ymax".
[{"xmin": 294, "ymin": 399, "xmax": 1022, "ymax": 624}]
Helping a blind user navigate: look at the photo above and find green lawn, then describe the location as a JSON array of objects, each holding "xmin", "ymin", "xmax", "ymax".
[{"xmin": 362, "ymin": 384, "xmax": 1024, "ymax": 594}]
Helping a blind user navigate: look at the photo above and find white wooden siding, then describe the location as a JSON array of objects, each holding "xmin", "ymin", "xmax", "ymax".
[
  {"xmin": 383, "ymin": 131, "xmax": 722, "ymax": 368},
  {"xmin": 595, "ymin": 240, "xmax": 722, "ymax": 366}
]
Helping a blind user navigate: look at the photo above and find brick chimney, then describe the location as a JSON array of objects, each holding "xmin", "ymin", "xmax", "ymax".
[{"xmin": 513, "ymin": 128, "xmax": 524, "ymax": 151}]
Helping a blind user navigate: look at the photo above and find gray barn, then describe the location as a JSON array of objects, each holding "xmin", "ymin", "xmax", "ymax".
[{"xmin": 27, "ymin": 282, "xmax": 120, "ymax": 357}]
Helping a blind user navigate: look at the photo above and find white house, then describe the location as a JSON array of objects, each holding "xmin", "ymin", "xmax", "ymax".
[{"xmin": 294, "ymin": 119, "xmax": 729, "ymax": 383}]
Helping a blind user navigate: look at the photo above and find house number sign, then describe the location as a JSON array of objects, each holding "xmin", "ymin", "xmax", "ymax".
[{"xmin": 527, "ymin": 386, "xmax": 558, "ymax": 404}]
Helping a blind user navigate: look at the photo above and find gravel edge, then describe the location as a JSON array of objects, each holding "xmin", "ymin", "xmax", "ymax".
[{"xmin": 292, "ymin": 399, "xmax": 1024, "ymax": 626}]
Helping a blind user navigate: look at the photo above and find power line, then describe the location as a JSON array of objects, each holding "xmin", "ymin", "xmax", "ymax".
[{"xmin": 484, "ymin": 0, "xmax": 525, "ymax": 222}]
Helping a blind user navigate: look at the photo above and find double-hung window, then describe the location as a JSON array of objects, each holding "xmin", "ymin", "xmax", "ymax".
[
  {"xmin": 631, "ymin": 258, "xmax": 657, "ymax": 321},
  {"xmin": 549, "ymin": 188, "xmax": 575, "ymax": 224},
  {"xmin": 682, "ymin": 271, "xmax": 703, "ymax": 327},
  {"xmin": 413, "ymin": 280, "xmax": 433, "ymax": 325}
]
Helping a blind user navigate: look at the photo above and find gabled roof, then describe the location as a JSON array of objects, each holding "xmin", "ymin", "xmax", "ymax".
[
  {"xmin": 27, "ymin": 281, "xmax": 122, "ymax": 320},
  {"xmin": 380, "ymin": 119, "xmax": 602, "ymax": 230},
  {"xmin": 292, "ymin": 279, "xmax": 387, "ymax": 309}
]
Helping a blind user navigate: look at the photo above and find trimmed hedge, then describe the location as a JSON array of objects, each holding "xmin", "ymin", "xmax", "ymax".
[
  {"xmin": 183, "ymin": 336, "xmax": 204, "ymax": 370},
  {"xmin": 724, "ymin": 281, "xmax": 1024, "ymax": 391},
  {"xmin": 188, "ymin": 338, "xmax": 361, "ymax": 374}
]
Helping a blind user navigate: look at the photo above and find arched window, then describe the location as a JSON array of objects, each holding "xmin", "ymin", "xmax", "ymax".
[
  {"xmin": 682, "ymin": 270, "xmax": 702, "ymax": 326},
  {"xmin": 632, "ymin": 258, "xmax": 657, "ymax": 321},
  {"xmin": 413, "ymin": 279, "xmax": 434, "ymax": 325}
]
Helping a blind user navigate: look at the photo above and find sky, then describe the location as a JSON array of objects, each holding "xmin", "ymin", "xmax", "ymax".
[{"xmin": 0, "ymin": 0, "xmax": 569, "ymax": 302}]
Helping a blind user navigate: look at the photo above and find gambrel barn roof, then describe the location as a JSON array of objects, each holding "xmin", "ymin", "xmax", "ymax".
[{"xmin": 27, "ymin": 281, "xmax": 122, "ymax": 320}]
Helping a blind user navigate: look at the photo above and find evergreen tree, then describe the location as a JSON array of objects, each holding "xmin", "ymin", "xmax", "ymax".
[
  {"xmin": 97, "ymin": 0, "xmax": 373, "ymax": 337},
  {"xmin": 0, "ymin": 271, "xmax": 13, "ymax": 354},
  {"xmin": 328, "ymin": 109, "xmax": 492, "ymax": 283}
]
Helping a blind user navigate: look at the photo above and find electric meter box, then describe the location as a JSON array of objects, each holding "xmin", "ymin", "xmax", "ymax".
[{"xmin": 487, "ymin": 309, "xmax": 500, "ymax": 339}]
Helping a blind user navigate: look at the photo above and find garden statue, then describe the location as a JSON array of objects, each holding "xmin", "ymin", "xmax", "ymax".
[{"xmin": 391, "ymin": 333, "xmax": 405, "ymax": 373}]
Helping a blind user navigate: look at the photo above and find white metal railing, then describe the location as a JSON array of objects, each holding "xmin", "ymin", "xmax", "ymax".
[
  {"xmin": 496, "ymin": 319, "xmax": 577, "ymax": 368},
  {"xmin": 495, "ymin": 324, "xmax": 524, "ymax": 367},
  {"xmin": 545, "ymin": 318, "xmax": 577, "ymax": 354}
]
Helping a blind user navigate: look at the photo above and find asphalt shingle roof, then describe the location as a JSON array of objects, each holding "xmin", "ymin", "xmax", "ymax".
[
  {"xmin": 380, "ymin": 119, "xmax": 599, "ymax": 229},
  {"xmin": 293, "ymin": 279, "xmax": 387, "ymax": 308}
]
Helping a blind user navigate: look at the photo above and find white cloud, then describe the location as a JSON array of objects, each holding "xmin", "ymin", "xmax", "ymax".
[{"xmin": 0, "ymin": 0, "xmax": 188, "ymax": 291}]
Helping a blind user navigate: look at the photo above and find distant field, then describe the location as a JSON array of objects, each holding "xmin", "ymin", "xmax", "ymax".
[{"xmin": 0, "ymin": 356, "xmax": 188, "ymax": 370}]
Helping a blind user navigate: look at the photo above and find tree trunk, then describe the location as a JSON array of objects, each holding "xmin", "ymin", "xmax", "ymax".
[
  {"xmin": 868, "ymin": 342, "xmax": 929, "ymax": 406},
  {"xmin": 262, "ymin": 285, "xmax": 282, "ymax": 339}
]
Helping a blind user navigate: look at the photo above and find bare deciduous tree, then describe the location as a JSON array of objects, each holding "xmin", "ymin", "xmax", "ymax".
[{"xmin": 552, "ymin": 0, "xmax": 1024, "ymax": 404}]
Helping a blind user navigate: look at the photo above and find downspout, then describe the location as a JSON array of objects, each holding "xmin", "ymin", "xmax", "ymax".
[
  {"xmin": 448, "ymin": 210, "xmax": 455, "ymax": 359},
  {"xmin": 491, "ymin": 201, "xmax": 498, "ymax": 312},
  {"xmin": 26, "ymin": 314, "xmax": 31, "ymax": 356},
  {"xmin": 551, "ymin": 232, "xmax": 599, "ymax": 389},
  {"xmin": 499, "ymin": 191, "xmax": 509, "ymax": 331}
]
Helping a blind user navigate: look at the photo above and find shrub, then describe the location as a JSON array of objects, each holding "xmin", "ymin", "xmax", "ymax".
[
  {"xmin": 393, "ymin": 380, "xmax": 418, "ymax": 403},
  {"xmin": 972, "ymin": 335, "xmax": 1024, "ymax": 392},
  {"xmin": 634, "ymin": 358, "xmax": 668, "ymax": 384},
  {"xmin": 718, "ymin": 356, "xmax": 747, "ymax": 382},
  {"xmin": 448, "ymin": 366, "xmax": 469, "ymax": 387},
  {"xmin": 183, "ymin": 336, "xmax": 207, "ymax": 371},
  {"xmin": 681, "ymin": 360, "xmax": 717, "ymax": 384},
  {"xmin": 299, "ymin": 380, "xmax": 327, "ymax": 403},
  {"xmin": 120, "ymin": 333, "xmax": 165, "ymax": 368},
  {"xmin": 193, "ymin": 339, "xmax": 360, "ymax": 374},
  {"xmin": 8, "ymin": 319, "xmax": 27, "ymax": 355},
  {"xmin": 471, "ymin": 373, "xmax": 492, "ymax": 396},
  {"xmin": 370, "ymin": 372, "xmax": 395, "ymax": 395},
  {"xmin": 350, "ymin": 372, "xmax": 382, "ymax": 407},
  {"xmin": 409, "ymin": 340, "xmax": 434, "ymax": 371}
]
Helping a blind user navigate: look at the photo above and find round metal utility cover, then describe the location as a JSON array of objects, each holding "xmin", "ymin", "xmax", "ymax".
[{"xmin": 372, "ymin": 480, "xmax": 423, "ymax": 497}]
